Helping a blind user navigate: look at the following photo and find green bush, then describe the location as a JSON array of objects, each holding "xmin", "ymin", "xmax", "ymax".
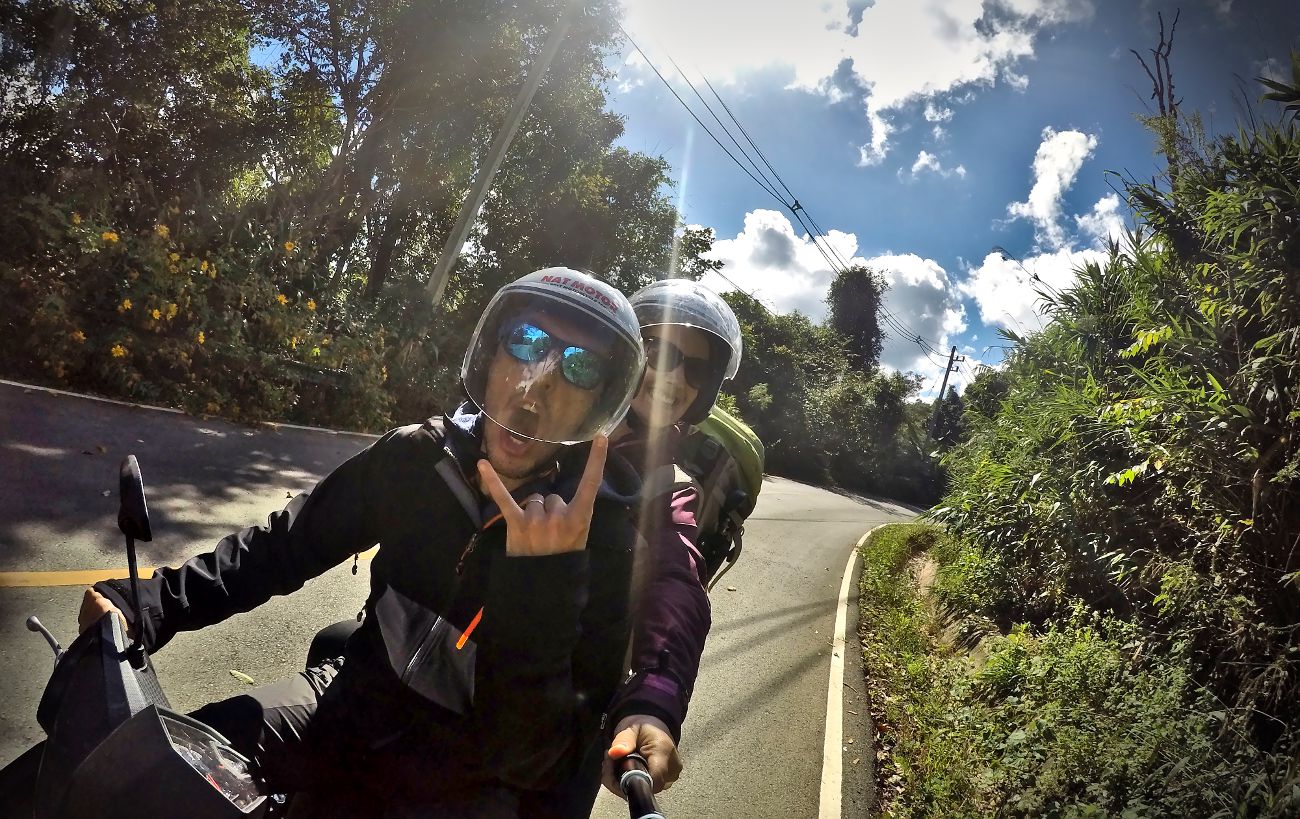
[
  {"xmin": 0, "ymin": 195, "xmax": 392, "ymax": 429},
  {"xmin": 861, "ymin": 526, "xmax": 1300, "ymax": 818},
  {"xmin": 933, "ymin": 90, "xmax": 1300, "ymax": 745}
]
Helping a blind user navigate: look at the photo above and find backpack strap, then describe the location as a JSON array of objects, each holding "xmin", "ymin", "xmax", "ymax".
[
  {"xmin": 435, "ymin": 458, "xmax": 482, "ymax": 528},
  {"xmin": 639, "ymin": 462, "xmax": 693, "ymax": 501},
  {"xmin": 428, "ymin": 415, "xmax": 483, "ymax": 528}
]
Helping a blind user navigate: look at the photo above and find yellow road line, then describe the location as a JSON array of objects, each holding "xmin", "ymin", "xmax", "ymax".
[{"xmin": 0, "ymin": 547, "xmax": 378, "ymax": 588}]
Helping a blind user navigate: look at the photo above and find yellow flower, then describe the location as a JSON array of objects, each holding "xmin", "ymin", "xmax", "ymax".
[
  {"xmin": 155, "ymin": 224, "xmax": 170, "ymax": 239},
  {"xmin": 118, "ymin": 298, "xmax": 132, "ymax": 312},
  {"xmin": 71, "ymin": 330, "xmax": 86, "ymax": 343},
  {"xmin": 200, "ymin": 260, "xmax": 209, "ymax": 273},
  {"xmin": 151, "ymin": 309, "xmax": 162, "ymax": 320},
  {"xmin": 276, "ymin": 294, "xmax": 289, "ymax": 306},
  {"xmin": 169, "ymin": 252, "xmax": 180, "ymax": 263},
  {"xmin": 71, "ymin": 213, "xmax": 82, "ymax": 225},
  {"xmin": 291, "ymin": 336, "xmax": 299, "ymax": 350},
  {"xmin": 283, "ymin": 240, "xmax": 296, "ymax": 253},
  {"xmin": 110, "ymin": 344, "xmax": 127, "ymax": 358},
  {"xmin": 306, "ymin": 298, "xmax": 317, "ymax": 312},
  {"xmin": 196, "ymin": 331, "xmax": 206, "ymax": 345},
  {"xmin": 381, "ymin": 366, "xmax": 388, "ymax": 380},
  {"xmin": 310, "ymin": 346, "xmax": 321, "ymax": 357},
  {"xmin": 165, "ymin": 302, "xmax": 178, "ymax": 320},
  {"xmin": 101, "ymin": 231, "xmax": 119, "ymax": 244}
]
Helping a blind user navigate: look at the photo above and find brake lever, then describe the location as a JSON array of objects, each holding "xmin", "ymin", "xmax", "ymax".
[{"xmin": 27, "ymin": 615, "xmax": 65, "ymax": 666}]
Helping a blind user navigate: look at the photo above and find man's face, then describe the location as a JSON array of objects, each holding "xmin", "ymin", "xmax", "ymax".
[
  {"xmin": 630, "ymin": 325, "xmax": 709, "ymax": 430},
  {"xmin": 482, "ymin": 312, "xmax": 610, "ymax": 483}
]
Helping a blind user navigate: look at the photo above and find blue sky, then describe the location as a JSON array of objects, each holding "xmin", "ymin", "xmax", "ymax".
[{"xmin": 607, "ymin": 0, "xmax": 1300, "ymax": 395}]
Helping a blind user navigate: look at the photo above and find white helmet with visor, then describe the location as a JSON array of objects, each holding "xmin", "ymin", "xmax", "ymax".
[
  {"xmin": 462, "ymin": 268, "xmax": 646, "ymax": 445},
  {"xmin": 631, "ymin": 278, "xmax": 743, "ymax": 424}
]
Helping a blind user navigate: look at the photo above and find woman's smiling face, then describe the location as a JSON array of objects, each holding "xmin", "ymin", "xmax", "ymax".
[{"xmin": 631, "ymin": 324, "xmax": 712, "ymax": 430}]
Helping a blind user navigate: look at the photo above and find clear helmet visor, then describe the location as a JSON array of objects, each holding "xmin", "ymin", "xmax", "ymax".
[
  {"xmin": 462, "ymin": 291, "xmax": 644, "ymax": 445},
  {"xmin": 632, "ymin": 279, "xmax": 742, "ymax": 380}
]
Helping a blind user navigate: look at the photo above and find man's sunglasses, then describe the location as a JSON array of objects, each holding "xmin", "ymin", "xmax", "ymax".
[
  {"xmin": 644, "ymin": 336, "xmax": 711, "ymax": 389},
  {"xmin": 500, "ymin": 321, "xmax": 608, "ymax": 390}
]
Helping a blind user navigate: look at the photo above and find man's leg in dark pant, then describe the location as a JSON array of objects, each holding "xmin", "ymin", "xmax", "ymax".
[
  {"xmin": 517, "ymin": 736, "xmax": 605, "ymax": 819},
  {"xmin": 190, "ymin": 661, "xmax": 341, "ymax": 794}
]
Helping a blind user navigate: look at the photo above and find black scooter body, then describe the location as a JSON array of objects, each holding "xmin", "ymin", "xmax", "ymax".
[
  {"xmin": 6, "ymin": 456, "xmax": 269, "ymax": 818},
  {"xmin": 32, "ymin": 613, "xmax": 168, "ymax": 817}
]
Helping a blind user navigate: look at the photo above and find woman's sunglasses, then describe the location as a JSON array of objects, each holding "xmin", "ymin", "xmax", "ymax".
[
  {"xmin": 500, "ymin": 321, "xmax": 607, "ymax": 390},
  {"xmin": 644, "ymin": 336, "xmax": 711, "ymax": 389}
]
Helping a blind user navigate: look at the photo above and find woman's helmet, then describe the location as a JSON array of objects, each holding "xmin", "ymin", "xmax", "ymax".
[
  {"xmin": 462, "ymin": 268, "xmax": 646, "ymax": 444},
  {"xmin": 630, "ymin": 278, "xmax": 742, "ymax": 425}
]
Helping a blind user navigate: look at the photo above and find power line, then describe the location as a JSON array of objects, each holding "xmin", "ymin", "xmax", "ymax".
[
  {"xmin": 664, "ymin": 53, "xmax": 789, "ymax": 207},
  {"xmin": 711, "ymin": 268, "xmax": 778, "ymax": 311},
  {"xmin": 620, "ymin": 32, "xmax": 952, "ymax": 363},
  {"xmin": 618, "ymin": 25, "xmax": 789, "ymax": 212},
  {"xmin": 703, "ymin": 75, "xmax": 802, "ymax": 207}
]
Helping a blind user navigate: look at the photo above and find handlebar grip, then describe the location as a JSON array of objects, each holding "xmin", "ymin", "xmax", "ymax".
[{"xmin": 617, "ymin": 753, "xmax": 665, "ymax": 819}]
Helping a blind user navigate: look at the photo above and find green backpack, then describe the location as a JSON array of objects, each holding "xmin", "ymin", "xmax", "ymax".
[{"xmin": 673, "ymin": 405, "xmax": 765, "ymax": 589}]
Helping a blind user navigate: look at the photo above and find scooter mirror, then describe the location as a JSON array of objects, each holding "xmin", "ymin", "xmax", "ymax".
[{"xmin": 118, "ymin": 455, "xmax": 152, "ymax": 543}]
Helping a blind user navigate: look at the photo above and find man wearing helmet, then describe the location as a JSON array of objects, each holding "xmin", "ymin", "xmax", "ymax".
[{"xmin": 70, "ymin": 268, "xmax": 649, "ymax": 815}]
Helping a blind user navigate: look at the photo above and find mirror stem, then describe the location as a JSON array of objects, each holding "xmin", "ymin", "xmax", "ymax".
[{"xmin": 124, "ymin": 534, "xmax": 146, "ymax": 667}]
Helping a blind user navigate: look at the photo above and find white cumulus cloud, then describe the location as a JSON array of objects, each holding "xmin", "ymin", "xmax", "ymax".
[
  {"xmin": 960, "ymin": 246, "xmax": 1107, "ymax": 332},
  {"xmin": 1007, "ymin": 126, "xmax": 1099, "ymax": 250},
  {"xmin": 1003, "ymin": 68, "xmax": 1030, "ymax": 90},
  {"xmin": 924, "ymin": 102, "xmax": 954, "ymax": 122},
  {"xmin": 697, "ymin": 209, "xmax": 967, "ymax": 381},
  {"xmin": 698, "ymin": 209, "xmax": 853, "ymax": 320},
  {"xmin": 910, "ymin": 150, "xmax": 968, "ymax": 179},
  {"xmin": 964, "ymin": 129, "xmax": 1130, "ymax": 332},
  {"xmin": 864, "ymin": 253, "xmax": 968, "ymax": 375},
  {"xmin": 1075, "ymin": 192, "xmax": 1125, "ymax": 245},
  {"xmin": 621, "ymin": 0, "xmax": 1096, "ymax": 165}
]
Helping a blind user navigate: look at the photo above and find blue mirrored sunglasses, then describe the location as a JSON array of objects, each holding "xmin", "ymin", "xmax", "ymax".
[{"xmin": 500, "ymin": 322, "xmax": 607, "ymax": 390}]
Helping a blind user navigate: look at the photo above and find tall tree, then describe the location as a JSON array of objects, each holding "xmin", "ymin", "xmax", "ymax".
[
  {"xmin": 826, "ymin": 264, "xmax": 885, "ymax": 373},
  {"xmin": 0, "ymin": 0, "xmax": 272, "ymax": 220}
]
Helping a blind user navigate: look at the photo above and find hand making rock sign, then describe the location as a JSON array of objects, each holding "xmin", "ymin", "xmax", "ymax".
[{"xmin": 477, "ymin": 434, "xmax": 610, "ymax": 557}]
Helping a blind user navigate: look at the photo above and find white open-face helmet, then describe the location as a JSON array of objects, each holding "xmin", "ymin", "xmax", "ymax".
[
  {"xmin": 630, "ymin": 278, "xmax": 743, "ymax": 424},
  {"xmin": 462, "ymin": 268, "xmax": 646, "ymax": 444}
]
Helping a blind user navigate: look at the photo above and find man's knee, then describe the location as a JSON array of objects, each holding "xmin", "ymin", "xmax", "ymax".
[{"xmin": 191, "ymin": 694, "xmax": 270, "ymax": 760}]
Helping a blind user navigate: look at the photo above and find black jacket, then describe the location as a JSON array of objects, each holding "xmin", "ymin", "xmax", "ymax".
[{"xmin": 95, "ymin": 408, "xmax": 641, "ymax": 801}]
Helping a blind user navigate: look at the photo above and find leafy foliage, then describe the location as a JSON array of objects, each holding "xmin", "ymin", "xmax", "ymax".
[
  {"xmin": 925, "ymin": 54, "xmax": 1300, "ymax": 812},
  {"xmin": 0, "ymin": 0, "xmax": 711, "ymax": 429},
  {"xmin": 720, "ymin": 292, "xmax": 941, "ymax": 503},
  {"xmin": 827, "ymin": 264, "xmax": 886, "ymax": 372},
  {"xmin": 862, "ymin": 525, "xmax": 1300, "ymax": 819}
]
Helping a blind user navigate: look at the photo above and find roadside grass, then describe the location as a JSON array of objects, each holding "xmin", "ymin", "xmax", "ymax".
[
  {"xmin": 857, "ymin": 524, "xmax": 1275, "ymax": 818},
  {"xmin": 858, "ymin": 523, "xmax": 990, "ymax": 817}
]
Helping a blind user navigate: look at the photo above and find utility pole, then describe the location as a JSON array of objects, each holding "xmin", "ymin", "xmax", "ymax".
[
  {"xmin": 930, "ymin": 345, "xmax": 964, "ymax": 436},
  {"xmin": 422, "ymin": 0, "xmax": 585, "ymax": 310}
]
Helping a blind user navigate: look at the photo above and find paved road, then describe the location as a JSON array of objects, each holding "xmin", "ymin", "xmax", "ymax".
[{"xmin": 0, "ymin": 380, "xmax": 914, "ymax": 816}]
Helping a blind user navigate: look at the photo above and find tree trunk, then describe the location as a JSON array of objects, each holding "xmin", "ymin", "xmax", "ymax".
[{"xmin": 364, "ymin": 205, "xmax": 409, "ymax": 302}]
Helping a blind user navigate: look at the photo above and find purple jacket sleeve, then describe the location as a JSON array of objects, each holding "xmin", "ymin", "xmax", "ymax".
[{"xmin": 608, "ymin": 485, "xmax": 711, "ymax": 741}]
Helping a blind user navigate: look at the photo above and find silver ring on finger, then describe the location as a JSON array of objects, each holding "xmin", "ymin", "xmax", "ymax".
[{"xmin": 523, "ymin": 496, "xmax": 546, "ymax": 510}]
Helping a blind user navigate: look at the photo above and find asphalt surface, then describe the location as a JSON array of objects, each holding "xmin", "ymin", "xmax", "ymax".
[{"xmin": 0, "ymin": 380, "xmax": 915, "ymax": 817}]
